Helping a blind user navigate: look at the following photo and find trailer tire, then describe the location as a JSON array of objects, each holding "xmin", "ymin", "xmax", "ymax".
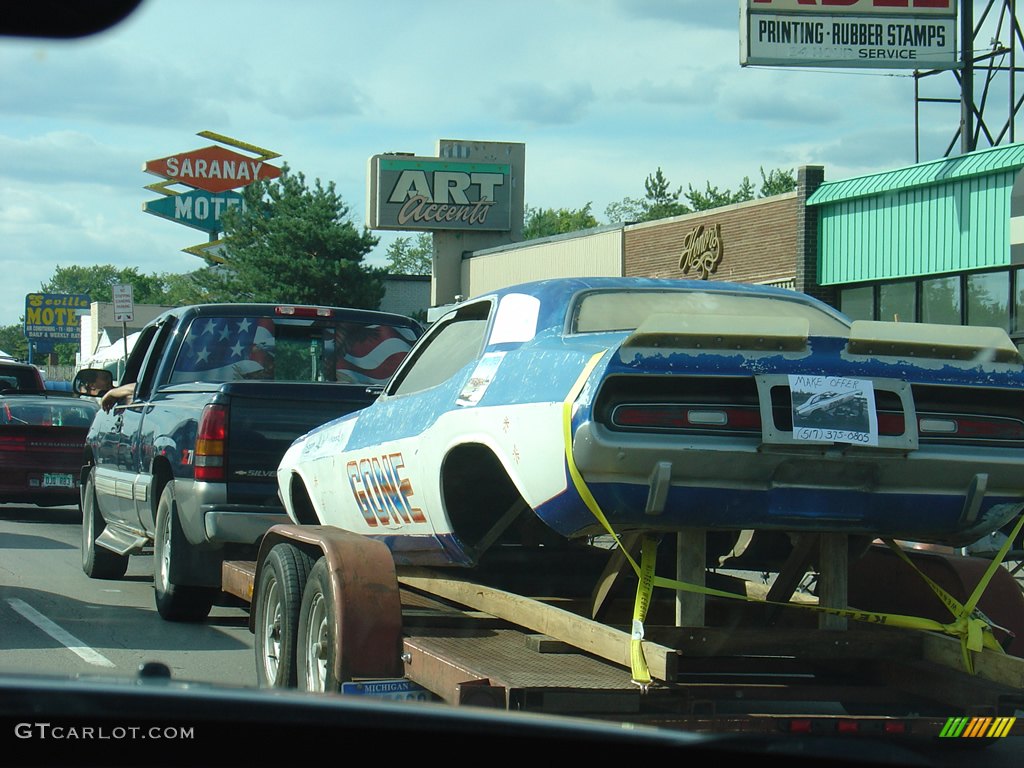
[
  {"xmin": 81, "ymin": 467, "xmax": 129, "ymax": 580},
  {"xmin": 297, "ymin": 557, "xmax": 343, "ymax": 693},
  {"xmin": 255, "ymin": 542, "xmax": 314, "ymax": 688},
  {"xmin": 153, "ymin": 483, "xmax": 217, "ymax": 622}
]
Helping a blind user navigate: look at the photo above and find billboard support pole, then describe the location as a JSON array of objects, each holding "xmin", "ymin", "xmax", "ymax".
[{"xmin": 962, "ymin": 0, "xmax": 976, "ymax": 153}]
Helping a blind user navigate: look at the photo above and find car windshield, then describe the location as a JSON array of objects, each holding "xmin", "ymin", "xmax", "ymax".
[
  {"xmin": 2, "ymin": 2, "xmax": 1023, "ymax": 766},
  {"xmin": 0, "ymin": 398, "xmax": 98, "ymax": 427}
]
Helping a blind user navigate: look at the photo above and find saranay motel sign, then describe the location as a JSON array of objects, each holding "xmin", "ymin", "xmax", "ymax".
[
  {"xmin": 740, "ymin": 0, "xmax": 958, "ymax": 70},
  {"xmin": 367, "ymin": 155, "xmax": 512, "ymax": 232}
]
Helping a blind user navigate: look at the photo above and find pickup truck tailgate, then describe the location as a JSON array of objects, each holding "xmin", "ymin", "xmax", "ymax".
[{"xmin": 224, "ymin": 383, "xmax": 371, "ymax": 505}]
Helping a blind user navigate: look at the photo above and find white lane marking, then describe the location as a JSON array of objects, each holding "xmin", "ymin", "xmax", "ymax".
[{"xmin": 6, "ymin": 598, "xmax": 115, "ymax": 668}]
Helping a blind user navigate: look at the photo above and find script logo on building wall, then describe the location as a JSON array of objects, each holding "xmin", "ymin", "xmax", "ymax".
[
  {"xmin": 678, "ymin": 223, "xmax": 723, "ymax": 280},
  {"xmin": 368, "ymin": 155, "xmax": 512, "ymax": 232}
]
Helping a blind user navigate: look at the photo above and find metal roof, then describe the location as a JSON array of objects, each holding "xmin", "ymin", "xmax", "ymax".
[{"xmin": 807, "ymin": 143, "xmax": 1024, "ymax": 206}]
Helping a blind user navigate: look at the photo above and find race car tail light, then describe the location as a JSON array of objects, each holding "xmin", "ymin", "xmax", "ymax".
[
  {"xmin": 918, "ymin": 414, "xmax": 1024, "ymax": 441},
  {"xmin": 597, "ymin": 376, "xmax": 764, "ymax": 437},
  {"xmin": 912, "ymin": 384, "xmax": 1024, "ymax": 447},
  {"xmin": 612, "ymin": 404, "xmax": 762, "ymax": 433},
  {"xmin": 195, "ymin": 404, "xmax": 227, "ymax": 482}
]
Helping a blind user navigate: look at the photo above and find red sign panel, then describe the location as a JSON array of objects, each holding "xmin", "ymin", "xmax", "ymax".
[{"xmin": 144, "ymin": 145, "xmax": 281, "ymax": 193}]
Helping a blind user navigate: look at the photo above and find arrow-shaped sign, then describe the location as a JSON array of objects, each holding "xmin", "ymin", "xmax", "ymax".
[
  {"xmin": 143, "ymin": 189, "xmax": 245, "ymax": 234},
  {"xmin": 144, "ymin": 145, "xmax": 281, "ymax": 193}
]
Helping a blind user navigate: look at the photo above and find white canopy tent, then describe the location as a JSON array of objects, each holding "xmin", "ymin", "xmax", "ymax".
[{"xmin": 79, "ymin": 331, "xmax": 141, "ymax": 382}]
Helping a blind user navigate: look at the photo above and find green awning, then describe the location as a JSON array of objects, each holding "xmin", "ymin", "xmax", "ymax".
[{"xmin": 807, "ymin": 143, "xmax": 1024, "ymax": 206}]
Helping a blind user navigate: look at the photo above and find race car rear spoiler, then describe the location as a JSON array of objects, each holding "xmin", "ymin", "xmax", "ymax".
[
  {"xmin": 846, "ymin": 320, "xmax": 1022, "ymax": 365},
  {"xmin": 620, "ymin": 314, "xmax": 809, "ymax": 352}
]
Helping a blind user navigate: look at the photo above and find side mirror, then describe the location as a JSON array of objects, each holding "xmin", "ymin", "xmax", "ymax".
[{"xmin": 73, "ymin": 368, "xmax": 114, "ymax": 397}]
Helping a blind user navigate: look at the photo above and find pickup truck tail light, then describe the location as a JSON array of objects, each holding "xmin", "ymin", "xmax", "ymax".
[{"xmin": 195, "ymin": 404, "xmax": 227, "ymax": 481}]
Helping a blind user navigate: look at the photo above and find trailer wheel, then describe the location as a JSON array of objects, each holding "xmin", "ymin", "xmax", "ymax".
[
  {"xmin": 81, "ymin": 467, "xmax": 129, "ymax": 580},
  {"xmin": 255, "ymin": 542, "xmax": 314, "ymax": 688},
  {"xmin": 153, "ymin": 483, "xmax": 217, "ymax": 622},
  {"xmin": 297, "ymin": 557, "xmax": 341, "ymax": 692}
]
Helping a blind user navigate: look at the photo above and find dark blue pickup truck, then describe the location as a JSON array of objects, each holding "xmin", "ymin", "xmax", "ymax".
[{"xmin": 76, "ymin": 303, "xmax": 421, "ymax": 622}]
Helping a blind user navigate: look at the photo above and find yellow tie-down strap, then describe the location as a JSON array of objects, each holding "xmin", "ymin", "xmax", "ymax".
[{"xmin": 562, "ymin": 351, "xmax": 1024, "ymax": 686}]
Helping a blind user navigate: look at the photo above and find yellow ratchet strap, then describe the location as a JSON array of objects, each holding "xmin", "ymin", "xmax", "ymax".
[
  {"xmin": 882, "ymin": 511, "xmax": 1024, "ymax": 673},
  {"xmin": 561, "ymin": 350, "xmax": 1024, "ymax": 681}
]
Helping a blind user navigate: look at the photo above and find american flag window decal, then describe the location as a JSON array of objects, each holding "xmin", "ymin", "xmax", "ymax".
[{"xmin": 169, "ymin": 317, "xmax": 418, "ymax": 386}]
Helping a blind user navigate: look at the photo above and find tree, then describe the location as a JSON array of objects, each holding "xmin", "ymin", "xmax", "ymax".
[
  {"xmin": 522, "ymin": 203, "xmax": 599, "ymax": 240},
  {"xmin": 607, "ymin": 166, "xmax": 797, "ymax": 222},
  {"xmin": 385, "ymin": 233, "xmax": 433, "ymax": 275},
  {"xmin": 641, "ymin": 168, "xmax": 690, "ymax": 221},
  {"xmin": 605, "ymin": 167, "xmax": 689, "ymax": 224},
  {"xmin": 215, "ymin": 165, "xmax": 385, "ymax": 309},
  {"xmin": 40, "ymin": 265, "xmax": 171, "ymax": 305},
  {"xmin": 759, "ymin": 166, "xmax": 797, "ymax": 197},
  {"xmin": 0, "ymin": 325, "xmax": 28, "ymax": 361},
  {"xmin": 685, "ymin": 177, "xmax": 755, "ymax": 211}
]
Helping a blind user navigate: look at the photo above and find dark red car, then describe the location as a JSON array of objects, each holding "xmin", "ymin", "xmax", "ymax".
[
  {"xmin": 0, "ymin": 360, "xmax": 46, "ymax": 393},
  {"xmin": 0, "ymin": 393, "xmax": 99, "ymax": 506}
]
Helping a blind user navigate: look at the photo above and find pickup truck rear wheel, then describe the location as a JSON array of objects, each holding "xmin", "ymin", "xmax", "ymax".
[
  {"xmin": 154, "ymin": 483, "xmax": 217, "ymax": 622},
  {"xmin": 296, "ymin": 557, "xmax": 342, "ymax": 693},
  {"xmin": 81, "ymin": 468, "xmax": 129, "ymax": 580},
  {"xmin": 255, "ymin": 543, "xmax": 314, "ymax": 688}
]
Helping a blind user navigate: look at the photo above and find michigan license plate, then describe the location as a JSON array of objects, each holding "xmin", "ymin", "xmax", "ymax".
[
  {"xmin": 42, "ymin": 473, "xmax": 74, "ymax": 488},
  {"xmin": 341, "ymin": 680, "xmax": 430, "ymax": 702}
]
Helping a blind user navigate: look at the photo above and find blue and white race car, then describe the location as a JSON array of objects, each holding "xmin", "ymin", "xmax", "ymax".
[{"xmin": 276, "ymin": 277, "xmax": 1024, "ymax": 569}]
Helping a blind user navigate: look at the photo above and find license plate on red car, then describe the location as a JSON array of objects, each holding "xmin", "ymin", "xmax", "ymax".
[{"xmin": 42, "ymin": 473, "xmax": 74, "ymax": 488}]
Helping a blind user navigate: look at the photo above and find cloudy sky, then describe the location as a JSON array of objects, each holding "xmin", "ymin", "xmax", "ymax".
[{"xmin": 0, "ymin": 0, "xmax": 997, "ymax": 328}]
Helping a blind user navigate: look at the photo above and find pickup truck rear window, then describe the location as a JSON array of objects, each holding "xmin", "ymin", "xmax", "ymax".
[{"xmin": 168, "ymin": 316, "xmax": 419, "ymax": 385}]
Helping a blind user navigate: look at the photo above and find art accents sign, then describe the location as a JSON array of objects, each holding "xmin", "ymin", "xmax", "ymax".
[
  {"xmin": 740, "ymin": 0, "xmax": 957, "ymax": 69},
  {"xmin": 368, "ymin": 155, "xmax": 512, "ymax": 232},
  {"xmin": 678, "ymin": 223, "xmax": 723, "ymax": 280}
]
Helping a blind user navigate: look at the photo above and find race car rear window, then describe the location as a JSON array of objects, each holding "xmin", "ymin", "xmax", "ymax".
[{"xmin": 570, "ymin": 290, "xmax": 851, "ymax": 337}]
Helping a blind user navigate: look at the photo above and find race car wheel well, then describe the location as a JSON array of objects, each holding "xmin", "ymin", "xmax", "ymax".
[
  {"xmin": 288, "ymin": 475, "xmax": 319, "ymax": 526},
  {"xmin": 442, "ymin": 443, "xmax": 559, "ymax": 551}
]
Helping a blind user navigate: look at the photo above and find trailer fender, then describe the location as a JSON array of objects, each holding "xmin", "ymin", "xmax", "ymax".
[{"xmin": 252, "ymin": 524, "xmax": 403, "ymax": 682}]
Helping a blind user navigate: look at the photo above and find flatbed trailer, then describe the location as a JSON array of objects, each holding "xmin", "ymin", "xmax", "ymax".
[{"xmin": 221, "ymin": 524, "xmax": 1024, "ymax": 743}]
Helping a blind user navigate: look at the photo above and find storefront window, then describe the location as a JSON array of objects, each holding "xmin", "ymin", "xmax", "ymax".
[
  {"xmin": 840, "ymin": 286, "xmax": 873, "ymax": 321},
  {"xmin": 1015, "ymin": 268, "xmax": 1024, "ymax": 334},
  {"xmin": 921, "ymin": 276, "xmax": 961, "ymax": 325},
  {"xmin": 966, "ymin": 271, "xmax": 1009, "ymax": 330},
  {"xmin": 878, "ymin": 282, "xmax": 916, "ymax": 323}
]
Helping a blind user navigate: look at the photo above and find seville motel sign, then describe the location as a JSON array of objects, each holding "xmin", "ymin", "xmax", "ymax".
[{"xmin": 740, "ymin": 0, "xmax": 958, "ymax": 70}]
